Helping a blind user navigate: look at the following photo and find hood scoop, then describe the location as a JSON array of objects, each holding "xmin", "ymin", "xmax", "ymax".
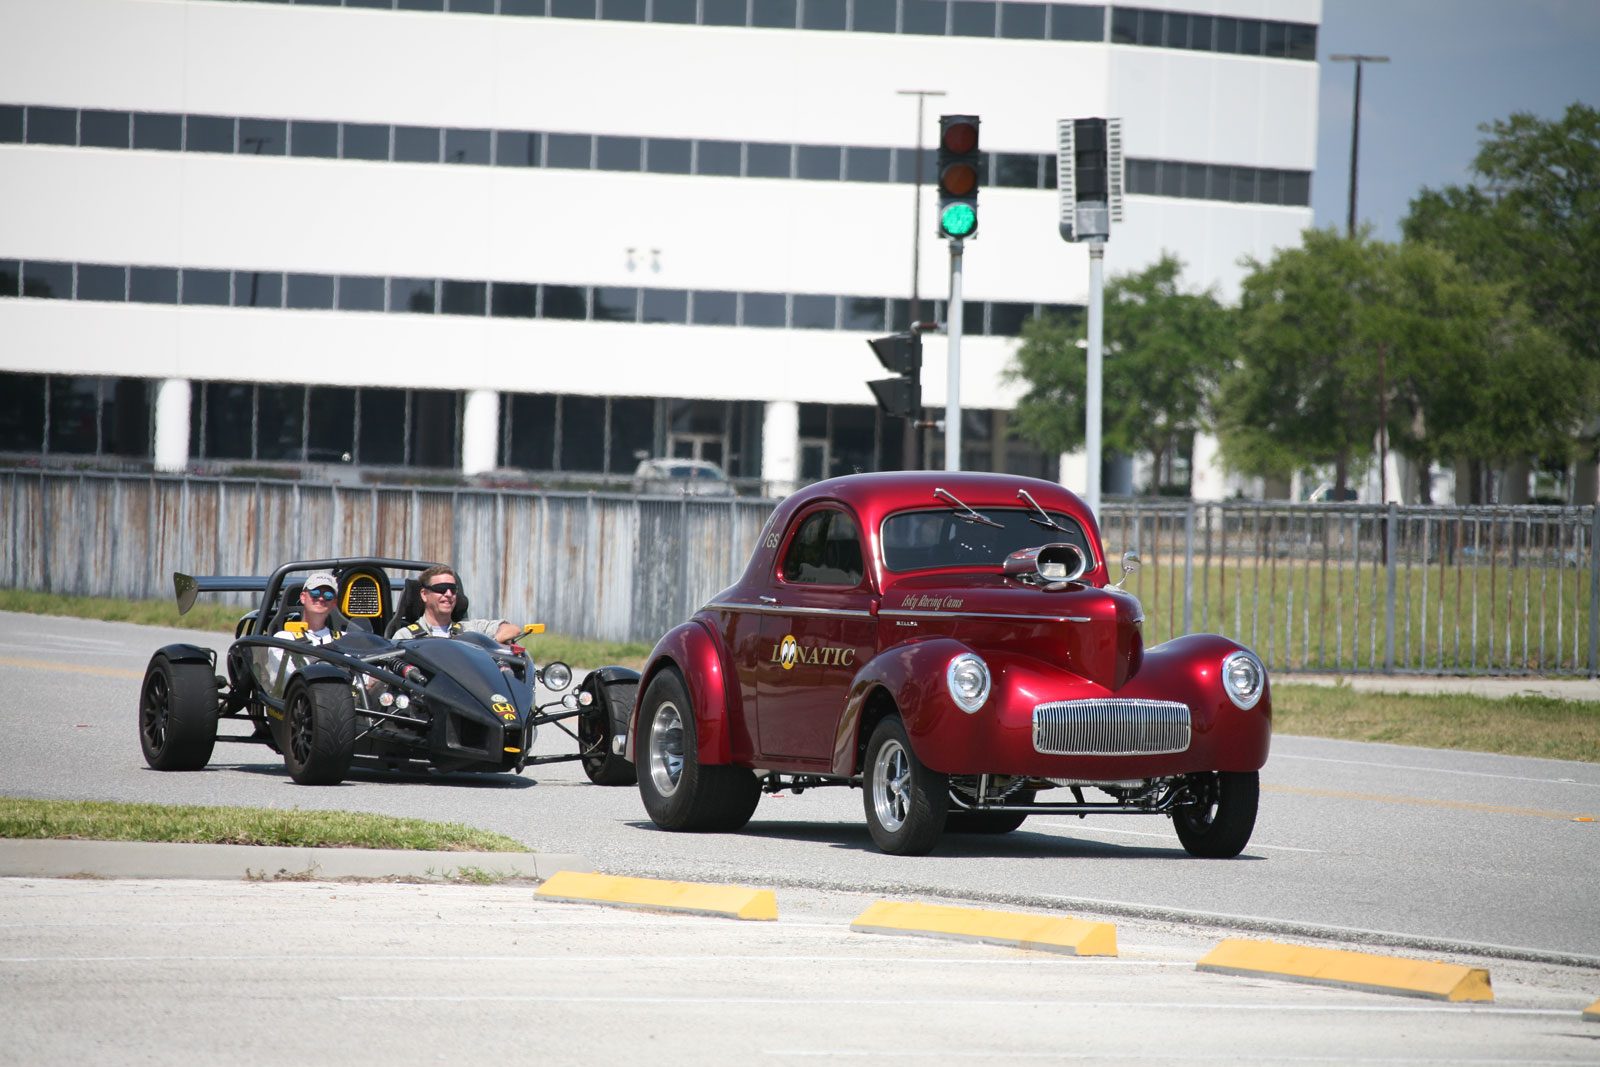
[{"xmin": 1003, "ymin": 543, "xmax": 1089, "ymax": 591}]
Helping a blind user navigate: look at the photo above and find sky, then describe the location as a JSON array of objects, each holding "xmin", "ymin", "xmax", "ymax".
[{"xmin": 1311, "ymin": 0, "xmax": 1600, "ymax": 241}]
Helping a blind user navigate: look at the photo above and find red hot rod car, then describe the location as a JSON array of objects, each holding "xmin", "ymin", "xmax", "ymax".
[{"xmin": 626, "ymin": 471, "xmax": 1270, "ymax": 856}]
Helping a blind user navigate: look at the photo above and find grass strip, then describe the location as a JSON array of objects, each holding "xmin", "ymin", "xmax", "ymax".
[
  {"xmin": 0, "ymin": 797, "xmax": 529, "ymax": 852},
  {"xmin": 1274, "ymin": 683, "xmax": 1600, "ymax": 763}
]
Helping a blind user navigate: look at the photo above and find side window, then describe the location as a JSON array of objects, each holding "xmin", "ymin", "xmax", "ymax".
[{"xmin": 780, "ymin": 508, "xmax": 864, "ymax": 586}]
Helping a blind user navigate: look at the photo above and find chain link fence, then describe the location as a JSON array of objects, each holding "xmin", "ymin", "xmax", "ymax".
[{"xmin": 5, "ymin": 471, "xmax": 1595, "ymax": 675}]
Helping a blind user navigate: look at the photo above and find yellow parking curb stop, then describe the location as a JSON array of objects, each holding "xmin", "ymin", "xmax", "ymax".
[
  {"xmin": 1584, "ymin": 998, "xmax": 1600, "ymax": 1022},
  {"xmin": 850, "ymin": 900, "xmax": 1117, "ymax": 956},
  {"xmin": 534, "ymin": 871, "xmax": 777, "ymax": 920},
  {"xmin": 1197, "ymin": 938, "xmax": 1492, "ymax": 1001}
]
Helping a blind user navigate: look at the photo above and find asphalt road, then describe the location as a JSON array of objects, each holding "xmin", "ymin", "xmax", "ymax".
[
  {"xmin": 4, "ymin": 878, "xmax": 1597, "ymax": 1067},
  {"xmin": 3, "ymin": 611, "xmax": 1598, "ymax": 962}
]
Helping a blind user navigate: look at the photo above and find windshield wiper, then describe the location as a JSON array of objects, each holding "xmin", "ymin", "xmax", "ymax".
[
  {"xmin": 1017, "ymin": 489, "xmax": 1064, "ymax": 531},
  {"xmin": 934, "ymin": 487, "xmax": 1004, "ymax": 528}
]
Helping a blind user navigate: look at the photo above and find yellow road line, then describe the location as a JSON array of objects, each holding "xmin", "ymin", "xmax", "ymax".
[
  {"xmin": 535, "ymin": 871, "xmax": 777, "ymax": 921},
  {"xmin": 0, "ymin": 656, "xmax": 144, "ymax": 681},
  {"xmin": 851, "ymin": 900, "xmax": 1116, "ymax": 956},
  {"xmin": 1265, "ymin": 783, "xmax": 1593, "ymax": 822},
  {"xmin": 1198, "ymin": 938, "xmax": 1492, "ymax": 1002}
]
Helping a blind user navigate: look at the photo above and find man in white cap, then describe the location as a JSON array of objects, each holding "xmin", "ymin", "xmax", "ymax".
[
  {"xmin": 276, "ymin": 571, "xmax": 344, "ymax": 646},
  {"xmin": 267, "ymin": 571, "xmax": 345, "ymax": 694}
]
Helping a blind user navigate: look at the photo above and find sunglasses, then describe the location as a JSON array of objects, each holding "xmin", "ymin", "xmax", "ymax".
[
  {"xmin": 305, "ymin": 588, "xmax": 337, "ymax": 602},
  {"xmin": 424, "ymin": 582, "xmax": 459, "ymax": 596}
]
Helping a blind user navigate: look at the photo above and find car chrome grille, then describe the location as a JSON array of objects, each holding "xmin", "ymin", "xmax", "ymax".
[{"xmin": 1032, "ymin": 699, "xmax": 1192, "ymax": 755}]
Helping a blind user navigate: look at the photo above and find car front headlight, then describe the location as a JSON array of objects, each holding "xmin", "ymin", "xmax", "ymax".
[
  {"xmin": 540, "ymin": 661, "xmax": 573, "ymax": 692},
  {"xmin": 946, "ymin": 653, "xmax": 991, "ymax": 714},
  {"xmin": 1221, "ymin": 650, "xmax": 1265, "ymax": 710}
]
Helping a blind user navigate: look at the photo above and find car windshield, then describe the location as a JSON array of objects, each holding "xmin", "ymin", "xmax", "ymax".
[{"xmin": 880, "ymin": 507, "xmax": 1094, "ymax": 573}]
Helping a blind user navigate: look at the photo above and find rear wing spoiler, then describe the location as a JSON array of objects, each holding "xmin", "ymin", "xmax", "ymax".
[
  {"xmin": 173, "ymin": 574, "xmax": 267, "ymax": 616},
  {"xmin": 173, "ymin": 557, "xmax": 432, "ymax": 616}
]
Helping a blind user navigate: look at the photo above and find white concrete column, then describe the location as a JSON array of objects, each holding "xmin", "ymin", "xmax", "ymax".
[
  {"xmin": 761, "ymin": 400, "xmax": 799, "ymax": 498},
  {"xmin": 153, "ymin": 378, "xmax": 191, "ymax": 472},
  {"xmin": 462, "ymin": 389, "xmax": 499, "ymax": 476},
  {"xmin": 1189, "ymin": 432, "xmax": 1226, "ymax": 501},
  {"xmin": 1058, "ymin": 449, "xmax": 1087, "ymax": 495}
]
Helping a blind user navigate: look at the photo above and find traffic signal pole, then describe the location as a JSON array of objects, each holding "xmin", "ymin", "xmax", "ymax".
[
  {"xmin": 946, "ymin": 238, "xmax": 964, "ymax": 471},
  {"xmin": 1085, "ymin": 240, "xmax": 1105, "ymax": 516}
]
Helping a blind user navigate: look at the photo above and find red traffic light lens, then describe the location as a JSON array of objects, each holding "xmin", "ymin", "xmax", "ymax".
[
  {"xmin": 940, "ymin": 162, "xmax": 978, "ymax": 196},
  {"xmin": 942, "ymin": 121, "xmax": 978, "ymax": 154}
]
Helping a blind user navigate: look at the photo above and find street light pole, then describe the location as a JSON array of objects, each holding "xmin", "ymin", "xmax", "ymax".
[
  {"xmin": 897, "ymin": 89, "xmax": 945, "ymax": 471},
  {"xmin": 1332, "ymin": 53, "xmax": 1390, "ymax": 505}
]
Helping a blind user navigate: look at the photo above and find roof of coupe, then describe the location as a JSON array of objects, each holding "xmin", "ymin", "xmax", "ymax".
[{"xmin": 781, "ymin": 471, "xmax": 1098, "ymax": 536}]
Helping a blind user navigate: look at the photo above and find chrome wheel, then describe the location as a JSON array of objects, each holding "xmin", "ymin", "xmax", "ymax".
[
  {"xmin": 870, "ymin": 736, "xmax": 912, "ymax": 834},
  {"xmin": 648, "ymin": 701, "xmax": 685, "ymax": 798}
]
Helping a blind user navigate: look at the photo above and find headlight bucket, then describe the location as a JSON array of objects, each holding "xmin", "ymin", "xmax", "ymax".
[
  {"xmin": 1221, "ymin": 650, "xmax": 1265, "ymax": 710},
  {"xmin": 540, "ymin": 661, "xmax": 573, "ymax": 692},
  {"xmin": 946, "ymin": 653, "xmax": 992, "ymax": 714}
]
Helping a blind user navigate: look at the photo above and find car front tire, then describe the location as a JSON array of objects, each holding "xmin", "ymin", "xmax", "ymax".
[
  {"xmin": 862, "ymin": 717, "xmax": 948, "ymax": 855},
  {"xmin": 637, "ymin": 670, "xmax": 759, "ymax": 832},
  {"xmin": 282, "ymin": 678, "xmax": 356, "ymax": 786},
  {"xmin": 1174, "ymin": 770, "xmax": 1259, "ymax": 858},
  {"xmin": 139, "ymin": 654, "xmax": 219, "ymax": 771},
  {"xmin": 579, "ymin": 677, "xmax": 638, "ymax": 787}
]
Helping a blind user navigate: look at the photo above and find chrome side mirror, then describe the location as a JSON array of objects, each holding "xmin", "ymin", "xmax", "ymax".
[{"xmin": 1114, "ymin": 551, "xmax": 1141, "ymax": 589}]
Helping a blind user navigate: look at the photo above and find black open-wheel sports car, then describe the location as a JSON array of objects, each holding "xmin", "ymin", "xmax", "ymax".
[{"xmin": 137, "ymin": 556, "xmax": 640, "ymax": 787}]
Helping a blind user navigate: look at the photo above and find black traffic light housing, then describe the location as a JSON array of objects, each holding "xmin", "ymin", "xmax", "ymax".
[
  {"xmin": 936, "ymin": 114, "xmax": 981, "ymax": 240},
  {"xmin": 1057, "ymin": 117, "xmax": 1123, "ymax": 242},
  {"xmin": 867, "ymin": 331, "xmax": 922, "ymax": 420}
]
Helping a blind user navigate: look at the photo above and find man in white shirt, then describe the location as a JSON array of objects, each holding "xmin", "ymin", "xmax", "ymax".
[
  {"xmin": 392, "ymin": 564, "xmax": 519, "ymax": 643},
  {"xmin": 267, "ymin": 571, "xmax": 345, "ymax": 694}
]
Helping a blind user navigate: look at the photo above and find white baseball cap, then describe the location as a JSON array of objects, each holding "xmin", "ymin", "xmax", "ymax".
[{"xmin": 304, "ymin": 571, "xmax": 337, "ymax": 592}]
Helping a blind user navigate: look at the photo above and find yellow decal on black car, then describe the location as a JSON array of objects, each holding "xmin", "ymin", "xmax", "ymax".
[{"xmin": 491, "ymin": 701, "xmax": 516, "ymax": 720}]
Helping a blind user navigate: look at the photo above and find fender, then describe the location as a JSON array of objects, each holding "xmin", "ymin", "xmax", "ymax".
[
  {"xmin": 154, "ymin": 643, "xmax": 216, "ymax": 669},
  {"xmin": 831, "ymin": 637, "xmax": 974, "ymax": 776},
  {"xmin": 292, "ymin": 661, "xmax": 350, "ymax": 687},
  {"xmin": 581, "ymin": 666, "xmax": 642, "ymax": 742},
  {"xmin": 632, "ymin": 619, "xmax": 739, "ymax": 766}
]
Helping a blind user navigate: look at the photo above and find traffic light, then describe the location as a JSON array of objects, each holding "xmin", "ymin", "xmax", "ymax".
[
  {"xmin": 1056, "ymin": 117, "xmax": 1123, "ymax": 242},
  {"xmin": 867, "ymin": 331, "xmax": 922, "ymax": 420},
  {"xmin": 936, "ymin": 114, "xmax": 981, "ymax": 240}
]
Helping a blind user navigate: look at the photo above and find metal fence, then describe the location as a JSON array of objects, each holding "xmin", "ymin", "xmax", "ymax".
[{"xmin": 4, "ymin": 470, "xmax": 1596, "ymax": 675}]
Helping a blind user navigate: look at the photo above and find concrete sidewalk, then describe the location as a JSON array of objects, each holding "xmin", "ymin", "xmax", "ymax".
[
  {"xmin": 1284, "ymin": 674, "xmax": 1600, "ymax": 702},
  {"xmin": 0, "ymin": 838, "xmax": 591, "ymax": 882}
]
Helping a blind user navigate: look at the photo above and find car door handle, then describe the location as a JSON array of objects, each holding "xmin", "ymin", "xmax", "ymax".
[{"xmin": 758, "ymin": 596, "xmax": 778, "ymax": 604}]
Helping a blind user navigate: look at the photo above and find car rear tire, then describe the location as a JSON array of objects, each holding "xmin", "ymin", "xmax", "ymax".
[
  {"xmin": 282, "ymin": 677, "xmax": 356, "ymax": 786},
  {"xmin": 862, "ymin": 717, "xmax": 948, "ymax": 855},
  {"xmin": 1174, "ymin": 771, "xmax": 1258, "ymax": 858},
  {"xmin": 139, "ymin": 654, "xmax": 219, "ymax": 771},
  {"xmin": 637, "ymin": 670, "xmax": 759, "ymax": 832},
  {"xmin": 578, "ymin": 677, "xmax": 638, "ymax": 787}
]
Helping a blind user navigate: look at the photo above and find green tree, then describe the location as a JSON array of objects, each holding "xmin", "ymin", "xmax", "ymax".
[
  {"xmin": 1005, "ymin": 254, "xmax": 1232, "ymax": 491},
  {"xmin": 1217, "ymin": 229, "xmax": 1386, "ymax": 493},
  {"xmin": 1405, "ymin": 103, "xmax": 1600, "ymax": 366}
]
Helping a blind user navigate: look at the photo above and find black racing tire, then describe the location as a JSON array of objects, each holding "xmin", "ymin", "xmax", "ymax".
[
  {"xmin": 636, "ymin": 670, "xmax": 759, "ymax": 832},
  {"xmin": 139, "ymin": 654, "xmax": 219, "ymax": 771},
  {"xmin": 862, "ymin": 717, "xmax": 948, "ymax": 855},
  {"xmin": 1174, "ymin": 771, "xmax": 1259, "ymax": 858},
  {"xmin": 579, "ymin": 680, "xmax": 638, "ymax": 787},
  {"xmin": 282, "ymin": 677, "xmax": 356, "ymax": 786}
]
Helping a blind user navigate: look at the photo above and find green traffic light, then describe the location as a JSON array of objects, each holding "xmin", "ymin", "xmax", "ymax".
[{"xmin": 940, "ymin": 202, "xmax": 976, "ymax": 237}]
